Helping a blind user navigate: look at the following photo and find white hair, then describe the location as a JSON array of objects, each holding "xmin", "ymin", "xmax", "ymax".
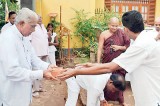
[{"xmin": 15, "ymin": 8, "xmax": 38, "ymax": 24}]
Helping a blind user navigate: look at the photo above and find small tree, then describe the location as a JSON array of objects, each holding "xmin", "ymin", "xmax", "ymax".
[
  {"xmin": 71, "ymin": 8, "xmax": 119, "ymax": 57},
  {"xmin": 71, "ymin": 9, "xmax": 96, "ymax": 47}
]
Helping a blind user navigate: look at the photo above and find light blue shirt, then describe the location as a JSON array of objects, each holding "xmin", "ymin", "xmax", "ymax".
[{"xmin": 0, "ymin": 25, "xmax": 49, "ymax": 106}]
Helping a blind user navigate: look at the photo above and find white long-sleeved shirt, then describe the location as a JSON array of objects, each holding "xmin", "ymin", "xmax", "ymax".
[
  {"xmin": 30, "ymin": 24, "xmax": 49, "ymax": 57},
  {"xmin": 113, "ymin": 30, "xmax": 160, "ymax": 106},
  {"xmin": 0, "ymin": 25, "xmax": 49, "ymax": 106},
  {"xmin": 1, "ymin": 22, "xmax": 12, "ymax": 33},
  {"xmin": 76, "ymin": 74, "xmax": 110, "ymax": 106}
]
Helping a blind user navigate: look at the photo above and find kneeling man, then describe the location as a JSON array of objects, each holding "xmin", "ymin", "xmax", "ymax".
[{"xmin": 65, "ymin": 71, "xmax": 126, "ymax": 106}]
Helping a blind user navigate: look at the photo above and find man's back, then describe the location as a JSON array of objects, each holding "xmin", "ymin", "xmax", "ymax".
[
  {"xmin": 132, "ymin": 30, "xmax": 160, "ymax": 106},
  {"xmin": 76, "ymin": 74, "xmax": 110, "ymax": 106},
  {"xmin": 76, "ymin": 74, "xmax": 110, "ymax": 91},
  {"xmin": 65, "ymin": 73, "xmax": 111, "ymax": 106}
]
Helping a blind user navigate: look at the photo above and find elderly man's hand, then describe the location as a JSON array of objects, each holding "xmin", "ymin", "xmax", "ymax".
[
  {"xmin": 43, "ymin": 69, "xmax": 58, "ymax": 80},
  {"xmin": 57, "ymin": 68, "xmax": 76, "ymax": 80}
]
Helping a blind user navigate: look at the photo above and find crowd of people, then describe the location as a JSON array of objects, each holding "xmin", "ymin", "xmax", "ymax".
[{"xmin": 0, "ymin": 7, "xmax": 160, "ymax": 106}]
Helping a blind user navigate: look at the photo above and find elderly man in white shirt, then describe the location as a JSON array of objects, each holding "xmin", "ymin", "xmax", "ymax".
[
  {"xmin": 65, "ymin": 72, "xmax": 126, "ymax": 106},
  {"xmin": 1, "ymin": 11, "xmax": 16, "ymax": 32},
  {"xmin": 0, "ymin": 8, "xmax": 57, "ymax": 106},
  {"xmin": 58, "ymin": 10, "xmax": 160, "ymax": 106}
]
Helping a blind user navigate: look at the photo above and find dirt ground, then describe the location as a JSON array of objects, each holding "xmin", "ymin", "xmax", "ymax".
[
  {"xmin": 30, "ymin": 79, "xmax": 135, "ymax": 106},
  {"xmin": 30, "ymin": 79, "xmax": 80, "ymax": 106},
  {"xmin": 31, "ymin": 58, "xmax": 135, "ymax": 106}
]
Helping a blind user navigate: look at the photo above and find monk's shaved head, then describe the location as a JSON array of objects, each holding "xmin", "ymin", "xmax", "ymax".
[
  {"xmin": 108, "ymin": 17, "xmax": 119, "ymax": 33},
  {"xmin": 109, "ymin": 17, "xmax": 119, "ymax": 24}
]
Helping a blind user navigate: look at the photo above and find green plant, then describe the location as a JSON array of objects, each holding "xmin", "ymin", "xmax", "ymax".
[
  {"xmin": 50, "ymin": 18, "xmax": 60, "ymax": 32},
  {"xmin": 92, "ymin": 9, "xmax": 120, "ymax": 31},
  {"xmin": 8, "ymin": 0, "xmax": 19, "ymax": 11},
  {"xmin": 71, "ymin": 9, "xmax": 96, "ymax": 46},
  {"xmin": 73, "ymin": 50, "xmax": 87, "ymax": 58},
  {"xmin": 89, "ymin": 41, "xmax": 98, "ymax": 53},
  {"xmin": 0, "ymin": 1, "xmax": 5, "ymax": 30},
  {"xmin": 71, "ymin": 8, "xmax": 119, "ymax": 57}
]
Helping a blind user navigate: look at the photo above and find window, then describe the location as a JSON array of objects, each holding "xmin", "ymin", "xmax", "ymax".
[
  {"xmin": 122, "ymin": 6, "xmax": 128, "ymax": 14},
  {"xmin": 142, "ymin": 6, "xmax": 148, "ymax": 21},
  {"xmin": 105, "ymin": 0, "xmax": 155, "ymax": 25},
  {"xmin": 132, "ymin": 6, "xmax": 138, "ymax": 11}
]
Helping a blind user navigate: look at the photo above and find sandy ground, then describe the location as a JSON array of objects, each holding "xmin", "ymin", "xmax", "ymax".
[
  {"xmin": 30, "ymin": 79, "xmax": 135, "ymax": 106},
  {"xmin": 31, "ymin": 58, "xmax": 134, "ymax": 106}
]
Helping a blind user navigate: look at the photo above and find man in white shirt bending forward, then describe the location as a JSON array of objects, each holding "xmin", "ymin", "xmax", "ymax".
[{"xmin": 65, "ymin": 72, "xmax": 126, "ymax": 106}]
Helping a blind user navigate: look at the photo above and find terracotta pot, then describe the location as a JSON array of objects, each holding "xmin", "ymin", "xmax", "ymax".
[{"xmin": 51, "ymin": 67, "xmax": 63, "ymax": 77}]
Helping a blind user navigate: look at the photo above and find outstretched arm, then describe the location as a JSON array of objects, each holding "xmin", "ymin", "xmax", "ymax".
[{"xmin": 58, "ymin": 62, "xmax": 121, "ymax": 80}]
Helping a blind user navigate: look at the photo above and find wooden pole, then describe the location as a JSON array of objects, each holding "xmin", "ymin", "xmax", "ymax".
[
  {"xmin": 68, "ymin": 31, "xmax": 70, "ymax": 60},
  {"xmin": 59, "ymin": 5, "xmax": 63, "ymax": 64}
]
